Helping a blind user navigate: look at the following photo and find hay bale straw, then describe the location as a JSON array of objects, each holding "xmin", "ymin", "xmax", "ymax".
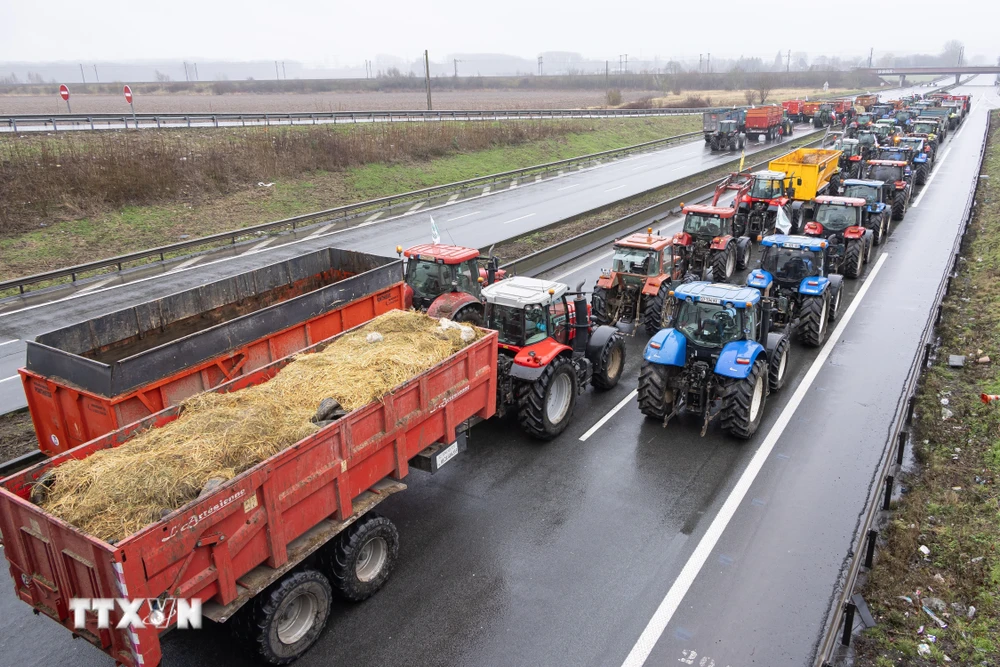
[{"xmin": 38, "ymin": 311, "xmax": 482, "ymax": 543}]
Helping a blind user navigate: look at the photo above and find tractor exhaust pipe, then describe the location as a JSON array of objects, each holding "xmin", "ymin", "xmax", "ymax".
[{"xmin": 572, "ymin": 281, "xmax": 590, "ymax": 356}]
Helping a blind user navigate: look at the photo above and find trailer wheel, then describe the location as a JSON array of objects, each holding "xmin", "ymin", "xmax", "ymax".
[
  {"xmin": 591, "ymin": 286, "xmax": 611, "ymax": 326},
  {"xmin": 638, "ymin": 361, "xmax": 675, "ymax": 421},
  {"xmin": 798, "ymin": 292, "xmax": 829, "ymax": 347},
  {"xmin": 710, "ymin": 244, "xmax": 736, "ymax": 282},
  {"xmin": 720, "ymin": 358, "xmax": 767, "ymax": 439},
  {"xmin": 232, "ymin": 570, "xmax": 332, "ymax": 666},
  {"xmin": 767, "ymin": 336, "xmax": 790, "ymax": 392},
  {"xmin": 642, "ymin": 283, "xmax": 670, "ymax": 336},
  {"xmin": 324, "ymin": 513, "xmax": 399, "ymax": 602},
  {"xmin": 844, "ymin": 240, "xmax": 864, "ymax": 279},
  {"xmin": 517, "ymin": 356, "xmax": 578, "ymax": 440},
  {"xmin": 590, "ymin": 331, "xmax": 625, "ymax": 390}
]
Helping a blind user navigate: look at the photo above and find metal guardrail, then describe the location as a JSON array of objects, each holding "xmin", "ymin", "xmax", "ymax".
[
  {"xmin": 1, "ymin": 107, "xmax": 725, "ymax": 132},
  {"xmin": 0, "ymin": 130, "xmax": 702, "ymax": 296},
  {"xmin": 816, "ymin": 111, "xmax": 990, "ymax": 666},
  {"xmin": 497, "ymin": 133, "xmax": 827, "ymax": 277}
]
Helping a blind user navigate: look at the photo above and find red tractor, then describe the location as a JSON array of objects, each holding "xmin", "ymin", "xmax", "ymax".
[
  {"xmin": 399, "ymin": 244, "xmax": 505, "ymax": 325},
  {"xmin": 591, "ymin": 229, "xmax": 678, "ymax": 336},
  {"xmin": 673, "ymin": 204, "xmax": 754, "ymax": 284}
]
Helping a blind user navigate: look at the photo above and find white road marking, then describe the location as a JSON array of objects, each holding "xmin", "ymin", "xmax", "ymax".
[
  {"xmin": 481, "ymin": 186, "xmax": 491, "ymax": 196},
  {"xmin": 447, "ymin": 193, "xmax": 460, "ymax": 203},
  {"xmin": 502, "ymin": 213, "xmax": 536, "ymax": 225},
  {"xmin": 509, "ymin": 180, "xmax": 518, "ymax": 189},
  {"xmin": 0, "ymin": 339, "xmax": 19, "ymax": 348},
  {"xmin": 246, "ymin": 237, "xmax": 276, "ymax": 253},
  {"xmin": 366, "ymin": 211, "xmax": 384, "ymax": 222},
  {"xmin": 535, "ymin": 175, "xmax": 543, "ymax": 182},
  {"xmin": 620, "ymin": 252, "xmax": 890, "ymax": 667},
  {"xmin": 168, "ymin": 256, "xmax": 204, "ymax": 272},
  {"xmin": 406, "ymin": 201, "xmax": 426, "ymax": 213},
  {"xmin": 605, "ymin": 185, "xmax": 626, "ymax": 192},
  {"xmin": 631, "ymin": 165, "xmax": 646, "ymax": 171},
  {"xmin": 446, "ymin": 211, "xmax": 481, "ymax": 222},
  {"xmin": 303, "ymin": 223, "xmax": 335, "ymax": 240},
  {"xmin": 0, "ymin": 375, "xmax": 19, "ymax": 384},
  {"xmin": 75, "ymin": 277, "xmax": 117, "ymax": 294},
  {"xmin": 558, "ymin": 184, "xmax": 581, "ymax": 191},
  {"xmin": 580, "ymin": 389, "xmax": 638, "ymax": 441},
  {"xmin": 550, "ymin": 251, "xmax": 615, "ymax": 282}
]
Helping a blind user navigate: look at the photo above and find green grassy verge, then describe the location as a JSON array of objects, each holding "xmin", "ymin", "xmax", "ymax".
[
  {"xmin": 0, "ymin": 116, "xmax": 698, "ymax": 282},
  {"xmin": 855, "ymin": 110, "xmax": 1000, "ymax": 666}
]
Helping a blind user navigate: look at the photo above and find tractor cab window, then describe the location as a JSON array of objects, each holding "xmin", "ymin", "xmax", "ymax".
[
  {"xmin": 814, "ymin": 205, "xmax": 859, "ymax": 232},
  {"xmin": 524, "ymin": 304, "xmax": 549, "ymax": 345},
  {"xmin": 898, "ymin": 139, "xmax": 922, "ymax": 151},
  {"xmin": 760, "ymin": 246, "xmax": 823, "ymax": 282},
  {"xmin": 869, "ymin": 165, "xmax": 902, "ymax": 182},
  {"xmin": 612, "ymin": 247, "xmax": 656, "ymax": 276},
  {"xmin": 675, "ymin": 301, "xmax": 744, "ymax": 349},
  {"xmin": 683, "ymin": 214, "xmax": 724, "ymax": 238},
  {"xmin": 719, "ymin": 120, "xmax": 736, "ymax": 132},
  {"xmin": 750, "ymin": 178, "xmax": 784, "ymax": 199},
  {"xmin": 455, "ymin": 260, "xmax": 480, "ymax": 295},
  {"xmin": 912, "ymin": 122, "xmax": 936, "ymax": 135},
  {"xmin": 549, "ymin": 299, "xmax": 570, "ymax": 345},
  {"xmin": 843, "ymin": 184, "xmax": 877, "ymax": 205},
  {"xmin": 839, "ymin": 142, "xmax": 860, "ymax": 157},
  {"xmin": 486, "ymin": 304, "xmax": 525, "ymax": 347},
  {"xmin": 406, "ymin": 259, "xmax": 450, "ymax": 301}
]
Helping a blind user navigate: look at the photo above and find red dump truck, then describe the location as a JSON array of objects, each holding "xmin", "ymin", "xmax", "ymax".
[
  {"xmin": 744, "ymin": 105, "xmax": 783, "ymax": 141},
  {"xmin": 0, "ymin": 321, "xmax": 498, "ymax": 667},
  {"xmin": 20, "ymin": 247, "xmax": 404, "ymax": 456}
]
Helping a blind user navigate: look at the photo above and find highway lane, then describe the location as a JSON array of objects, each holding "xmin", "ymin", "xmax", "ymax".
[
  {"xmin": 0, "ymin": 81, "xmax": 973, "ymax": 666},
  {"xmin": 0, "ymin": 123, "xmax": 813, "ymax": 413}
]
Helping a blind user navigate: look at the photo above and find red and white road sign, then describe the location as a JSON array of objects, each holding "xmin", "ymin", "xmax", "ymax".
[
  {"xmin": 59, "ymin": 84, "xmax": 70, "ymax": 101},
  {"xmin": 123, "ymin": 85, "xmax": 133, "ymax": 104}
]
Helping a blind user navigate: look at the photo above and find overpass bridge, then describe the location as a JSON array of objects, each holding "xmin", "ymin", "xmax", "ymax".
[{"xmin": 854, "ymin": 65, "xmax": 1000, "ymax": 85}]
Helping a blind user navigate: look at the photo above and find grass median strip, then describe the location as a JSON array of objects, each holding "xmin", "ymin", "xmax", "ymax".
[
  {"xmin": 854, "ymin": 110, "xmax": 1000, "ymax": 667},
  {"xmin": 490, "ymin": 132, "xmax": 820, "ymax": 264}
]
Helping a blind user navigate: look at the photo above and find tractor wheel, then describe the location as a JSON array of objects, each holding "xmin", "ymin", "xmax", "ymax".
[
  {"xmin": 735, "ymin": 237, "xmax": 752, "ymax": 270},
  {"xmin": 872, "ymin": 213, "xmax": 886, "ymax": 245},
  {"xmin": 516, "ymin": 356, "xmax": 578, "ymax": 440},
  {"xmin": 915, "ymin": 164, "xmax": 927, "ymax": 186},
  {"xmin": 892, "ymin": 191, "xmax": 907, "ymax": 221},
  {"xmin": 799, "ymin": 293, "xmax": 829, "ymax": 347},
  {"xmin": 453, "ymin": 307, "xmax": 483, "ymax": 327},
  {"xmin": 638, "ymin": 361, "xmax": 675, "ymax": 421},
  {"xmin": 710, "ymin": 244, "xmax": 737, "ymax": 282},
  {"xmin": 864, "ymin": 234, "xmax": 873, "ymax": 264},
  {"xmin": 231, "ymin": 569, "xmax": 333, "ymax": 666},
  {"xmin": 828, "ymin": 284, "xmax": 843, "ymax": 322},
  {"xmin": 844, "ymin": 239, "xmax": 864, "ymax": 279},
  {"xmin": 642, "ymin": 283, "xmax": 671, "ymax": 336},
  {"xmin": 591, "ymin": 286, "xmax": 611, "ymax": 326},
  {"xmin": 322, "ymin": 513, "xmax": 399, "ymax": 602},
  {"xmin": 720, "ymin": 358, "xmax": 768, "ymax": 439},
  {"xmin": 590, "ymin": 332, "xmax": 625, "ymax": 390},
  {"xmin": 768, "ymin": 336, "xmax": 790, "ymax": 392}
]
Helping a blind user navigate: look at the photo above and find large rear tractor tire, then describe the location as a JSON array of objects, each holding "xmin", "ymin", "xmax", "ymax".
[
  {"xmin": 453, "ymin": 307, "xmax": 483, "ymax": 327},
  {"xmin": 720, "ymin": 358, "xmax": 768, "ymax": 439},
  {"xmin": 232, "ymin": 570, "xmax": 333, "ymax": 666},
  {"xmin": 844, "ymin": 239, "xmax": 864, "ymax": 279},
  {"xmin": 591, "ymin": 286, "xmax": 611, "ymax": 326},
  {"xmin": 892, "ymin": 190, "xmax": 907, "ymax": 221},
  {"xmin": 710, "ymin": 244, "xmax": 737, "ymax": 283},
  {"xmin": 735, "ymin": 237, "xmax": 752, "ymax": 270},
  {"xmin": 915, "ymin": 163, "xmax": 927, "ymax": 186},
  {"xmin": 799, "ymin": 292, "xmax": 829, "ymax": 347},
  {"xmin": 517, "ymin": 356, "xmax": 579, "ymax": 440},
  {"xmin": 872, "ymin": 213, "xmax": 887, "ymax": 245},
  {"xmin": 638, "ymin": 361, "xmax": 675, "ymax": 421},
  {"xmin": 589, "ymin": 332, "xmax": 626, "ymax": 390},
  {"xmin": 642, "ymin": 283, "xmax": 671, "ymax": 336}
]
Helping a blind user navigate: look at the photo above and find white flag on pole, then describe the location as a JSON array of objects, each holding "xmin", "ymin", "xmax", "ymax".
[
  {"xmin": 775, "ymin": 206, "xmax": 793, "ymax": 235},
  {"xmin": 430, "ymin": 214, "xmax": 441, "ymax": 245}
]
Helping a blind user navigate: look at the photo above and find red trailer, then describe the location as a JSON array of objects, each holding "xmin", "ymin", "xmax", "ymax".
[
  {"xmin": 20, "ymin": 247, "xmax": 404, "ymax": 456},
  {"xmin": 782, "ymin": 100, "xmax": 806, "ymax": 122},
  {"xmin": 744, "ymin": 105, "xmax": 783, "ymax": 141},
  {"xmin": 0, "ymin": 324, "xmax": 498, "ymax": 667}
]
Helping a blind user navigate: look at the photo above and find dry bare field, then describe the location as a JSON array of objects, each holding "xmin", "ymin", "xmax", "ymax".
[{"xmin": 0, "ymin": 89, "xmax": 664, "ymax": 115}]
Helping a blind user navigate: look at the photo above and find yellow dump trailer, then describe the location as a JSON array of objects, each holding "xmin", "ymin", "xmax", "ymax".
[{"xmin": 768, "ymin": 147, "xmax": 842, "ymax": 201}]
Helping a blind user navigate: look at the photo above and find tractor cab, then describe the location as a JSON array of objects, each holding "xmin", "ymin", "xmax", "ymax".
[
  {"xmin": 854, "ymin": 113, "xmax": 874, "ymax": 129},
  {"xmin": 870, "ymin": 104, "xmax": 894, "ymax": 119},
  {"xmin": 865, "ymin": 159, "xmax": 910, "ymax": 186},
  {"xmin": 676, "ymin": 205, "xmax": 752, "ymax": 281},
  {"xmin": 593, "ymin": 229, "xmax": 677, "ymax": 335},
  {"xmin": 666, "ymin": 282, "xmax": 761, "ymax": 351},
  {"xmin": 751, "ymin": 235, "xmax": 827, "ymax": 292},
  {"xmin": 841, "ymin": 178, "xmax": 892, "ymax": 243},
  {"xmin": 482, "ymin": 277, "xmax": 576, "ymax": 351},
  {"xmin": 873, "ymin": 120, "xmax": 900, "ymax": 143},
  {"xmin": 877, "ymin": 143, "xmax": 915, "ymax": 165},
  {"xmin": 803, "ymin": 197, "xmax": 873, "ymax": 278},
  {"xmin": 835, "ymin": 138, "xmax": 864, "ymax": 176},
  {"xmin": 805, "ymin": 196, "xmax": 865, "ymax": 237},
  {"xmin": 609, "ymin": 231, "xmax": 674, "ymax": 282},
  {"xmin": 897, "ymin": 136, "xmax": 931, "ymax": 161},
  {"xmin": 747, "ymin": 170, "xmax": 789, "ymax": 201},
  {"xmin": 400, "ymin": 243, "xmax": 503, "ymax": 324}
]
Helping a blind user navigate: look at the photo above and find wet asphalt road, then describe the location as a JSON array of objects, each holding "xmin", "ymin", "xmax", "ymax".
[{"xmin": 0, "ymin": 80, "xmax": 991, "ymax": 667}]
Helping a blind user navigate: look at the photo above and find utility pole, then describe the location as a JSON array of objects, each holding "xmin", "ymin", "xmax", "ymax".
[
  {"xmin": 699, "ymin": 54, "xmax": 703, "ymax": 73},
  {"xmin": 275, "ymin": 61, "xmax": 280, "ymax": 80},
  {"xmin": 958, "ymin": 46, "xmax": 964, "ymax": 66},
  {"xmin": 424, "ymin": 50, "xmax": 432, "ymax": 111},
  {"xmin": 281, "ymin": 62, "xmax": 286, "ymax": 79},
  {"xmin": 787, "ymin": 50, "xmax": 791, "ymax": 73},
  {"xmin": 605, "ymin": 60, "xmax": 609, "ymax": 86},
  {"xmin": 194, "ymin": 63, "xmax": 199, "ymax": 81},
  {"xmin": 93, "ymin": 64, "xmax": 99, "ymax": 82},
  {"xmin": 79, "ymin": 63, "xmax": 86, "ymax": 84},
  {"xmin": 183, "ymin": 62, "xmax": 189, "ymax": 82},
  {"xmin": 707, "ymin": 53, "xmax": 711, "ymax": 73},
  {"xmin": 537, "ymin": 56, "xmax": 542, "ymax": 76},
  {"xmin": 868, "ymin": 47, "xmax": 873, "ymax": 68}
]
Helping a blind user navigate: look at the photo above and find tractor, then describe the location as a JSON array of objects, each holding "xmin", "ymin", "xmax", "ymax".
[
  {"xmin": 399, "ymin": 244, "xmax": 504, "ymax": 325},
  {"xmin": 802, "ymin": 196, "xmax": 874, "ymax": 279},
  {"xmin": 737, "ymin": 170, "xmax": 795, "ymax": 238},
  {"xmin": 746, "ymin": 234, "xmax": 845, "ymax": 347},
  {"xmin": 864, "ymin": 159, "xmax": 913, "ymax": 221},
  {"xmin": 673, "ymin": 204, "xmax": 754, "ymax": 283},
  {"xmin": 638, "ymin": 282, "xmax": 791, "ymax": 438},
  {"xmin": 709, "ymin": 119, "xmax": 746, "ymax": 152},
  {"xmin": 813, "ymin": 103, "xmax": 836, "ymax": 128},
  {"xmin": 873, "ymin": 119, "xmax": 902, "ymax": 145},
  {"xmin": 591, "ymin": 229, "xmax": 677, "ymax": 336},
  {"xmin": 840, "ymin": 179, "xmax": 892, "ymax": 245},
  {"xmin": 483, "ymin": 276, "xmax": 626, "ymax": 440},
  {"xmin": 781, "ymin": 110, "xmax": 795, "ymax": 137},
  {"xmin": 909, "ymin": 120, "xmax": 941, "ymax": 152},
  {"xmin": 834, "ymin": 138, "xmax": 865, "ymax": 179},
  {"xmin": 877, "ymin": 142, "xmax": 930, "ymax": 187},
  {"xmin": 897, "ymin": 135, "xmax": 934, "ymax": 171}
]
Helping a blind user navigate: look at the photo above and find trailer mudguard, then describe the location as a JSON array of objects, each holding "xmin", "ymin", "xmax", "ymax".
[
  {"xmin": 714, "ymin": 340, "xmax": 765, "ymax": 379},
  {"xmin": 798, "ymin": 276, "xmax": 830, "ymax": 296},
  {"xmin": 644, "ymin": 329, "xmax": 686, "ymax": 367},
  {"xmin": 747, "ymin": 269, "xmax": 774, "ymax": 290}
]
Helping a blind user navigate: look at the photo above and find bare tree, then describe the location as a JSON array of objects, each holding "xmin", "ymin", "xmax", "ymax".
[
  {"xmin": 743, "ymin": 89, "xmax": 757, "ymax": 105},
  {"xmin": 155, "ymin": 70, "xmax": 171, "ymax": 82},
  {"xmin": 756, "ymin": 73, "xmax": 775, "ymax": 105}
]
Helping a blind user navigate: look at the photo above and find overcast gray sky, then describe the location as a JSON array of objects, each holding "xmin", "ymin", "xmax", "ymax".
[{"xmin": 2, "ymin": 0, "xmax": 995, "ymax": 66}]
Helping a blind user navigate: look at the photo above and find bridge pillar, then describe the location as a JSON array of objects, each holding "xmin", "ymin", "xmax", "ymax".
[
  {"xmin": 899, "ymin": 74, "xmax": 906, "ymax": 87},
  {"xmin": 956, "ymin": 73, "xmax": 961, "ymax": 85}
]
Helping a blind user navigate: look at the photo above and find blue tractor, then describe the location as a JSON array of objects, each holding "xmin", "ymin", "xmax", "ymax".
[
  {"xmin": 841, "ymin": 179, "xmax": 892, "ymax": 245},
  {"xmin": 638, "ymin": 282, "xmax": 791, "ymax": 438},
  {"xmin": 746, "ymin": 235, "xmax": 844, "ymax": 347}
]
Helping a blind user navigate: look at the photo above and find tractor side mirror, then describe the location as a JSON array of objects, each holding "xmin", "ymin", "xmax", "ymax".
[{"xmin": 797, "ymin": 178, "xmax": 803, "ymax": 186}]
